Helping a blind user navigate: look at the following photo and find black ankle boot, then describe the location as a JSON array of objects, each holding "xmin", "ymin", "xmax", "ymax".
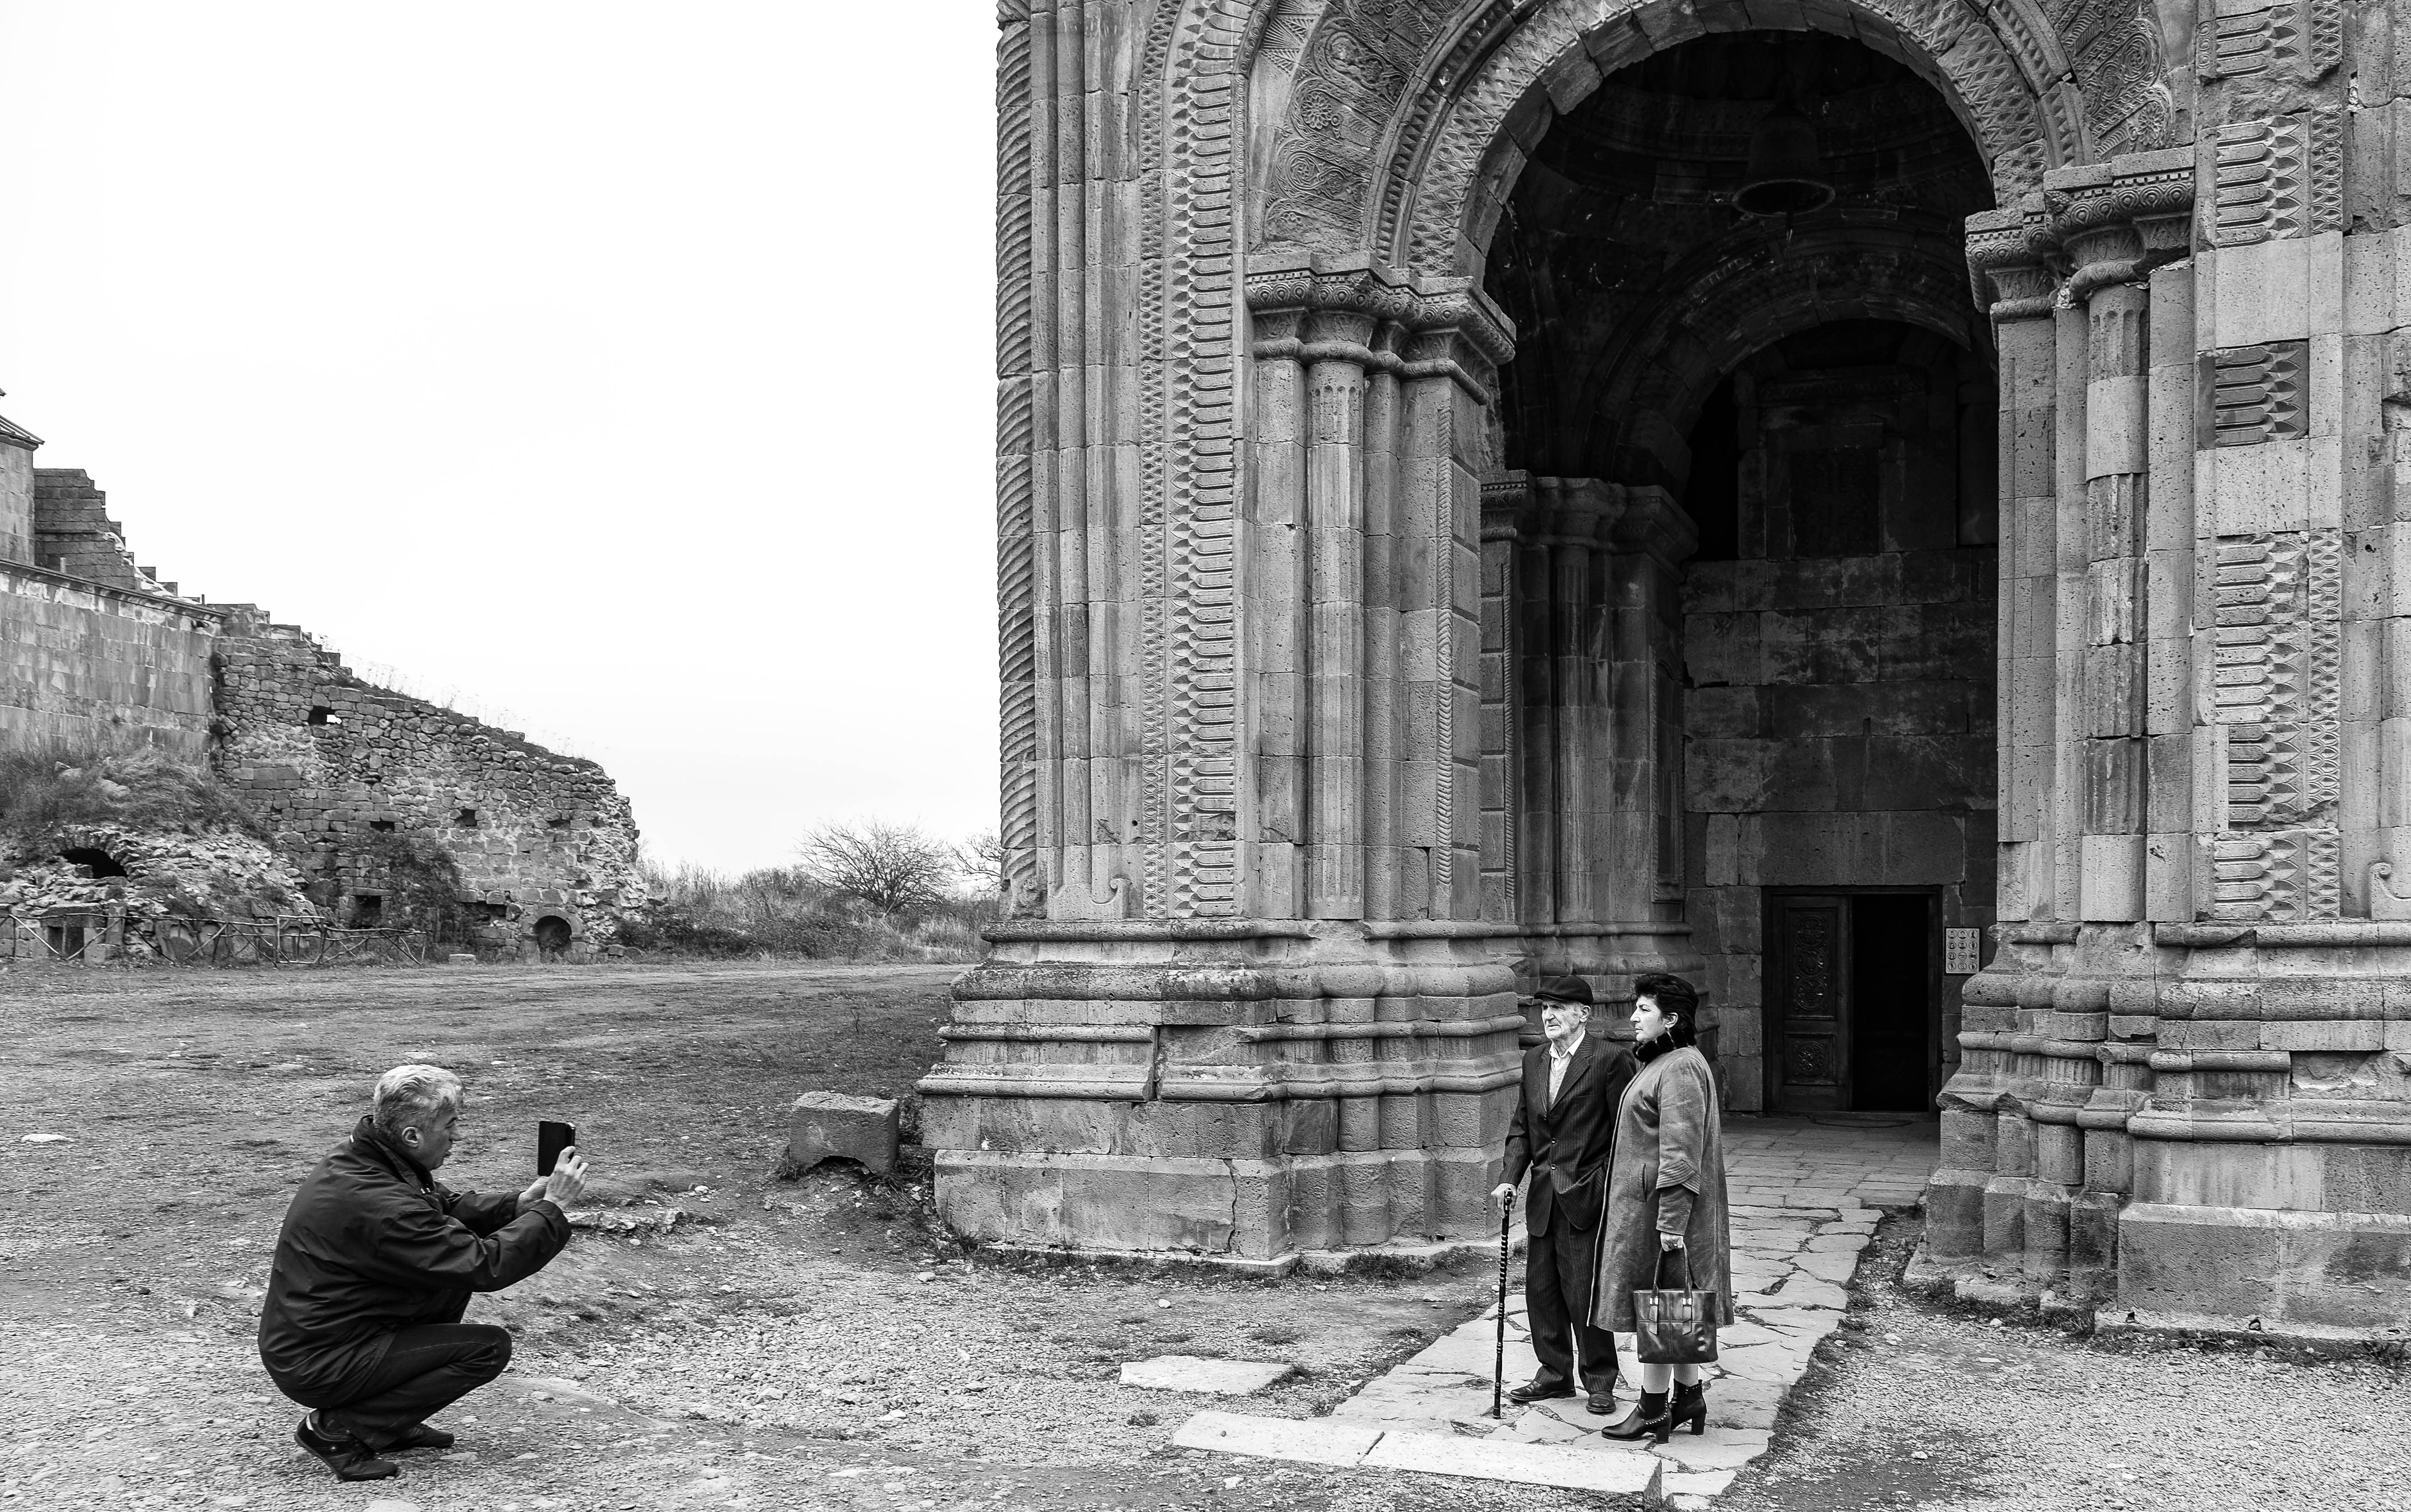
[
  {"xmin": 1668, "ymin": 1378, "xmax": 1707, "ymax": 1436},
  {"xmin": 1599, "ymin": 1388, "xmax": 1670, "ymax": 1442}
]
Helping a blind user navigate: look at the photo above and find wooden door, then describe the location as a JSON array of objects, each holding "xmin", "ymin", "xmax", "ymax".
[{"xmin": 1768, "ymin": 894, "xmax": 1850, "ymax": 1111}]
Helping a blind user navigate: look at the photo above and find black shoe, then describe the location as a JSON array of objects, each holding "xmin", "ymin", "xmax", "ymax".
[
  {"xmin": 294, "ymin": 1417, "xmax": 400, "ymax": 1481},
  {"xmin": 1584, "ymin": 1379, "xmax": 1619, "ymax": 1415},
  {"xmin": 1667, "ymin": 1379, "xmax": 1707, "ymax": 1436},
  {"xmin": 1599, "ymin": 1389, "xmax": 1671, "ymax": 1443},
  {"xmin": 1505, "ymin": 1376, "xmax": 1575, "ymax": 1405},
  {"xmin": 384, "ymin": 1421, "xmax": 455, "ymax": 1452}
]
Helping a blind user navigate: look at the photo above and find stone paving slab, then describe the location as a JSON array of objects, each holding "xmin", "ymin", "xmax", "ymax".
[
  {"xmin": 1363, "ymin": 1429, "xmax": 1663, "ymax": 1497},
  {"xmin": 1121, "ymin": 1356, "xmax": 1294, "ymax": 1395},
  {"xmin": 1172, "ymin": 1116, "xmax": 1937, "ymax": 1507},
  {"xmin": 1171, "ymin": 1411, "xmax": 1383, "ymax": 1467}
]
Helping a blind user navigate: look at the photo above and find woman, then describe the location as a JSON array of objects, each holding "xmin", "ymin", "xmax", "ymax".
[{"xmin": 1592, "ymin": 971, "xmax": 1732, "ymax": 1443}]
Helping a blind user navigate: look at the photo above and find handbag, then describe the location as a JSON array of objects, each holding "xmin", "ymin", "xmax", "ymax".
[{"xmin": 1632, "ymin": 1245, "xmax": 1719, "ymax": 1365}]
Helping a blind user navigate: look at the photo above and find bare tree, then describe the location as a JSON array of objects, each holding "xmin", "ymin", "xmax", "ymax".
[
  {"xmin": 955, "ymin": 830, "xmax": 1005, "ymax": 896},
  {"xmin": 796, "ymin": 821, "xmax": 958, "ymax": 914}
]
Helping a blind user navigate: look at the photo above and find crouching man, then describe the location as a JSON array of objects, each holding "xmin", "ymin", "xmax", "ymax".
[{"xmin": 258, "ymin": 1064, "xmax": 590, "ymax": 1481}]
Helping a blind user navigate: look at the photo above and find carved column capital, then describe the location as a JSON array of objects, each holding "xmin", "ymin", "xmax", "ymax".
[
  {"xmin": 1602, "ymin": 485, "xmax": 1699, "ymax": 570},
  {"xmin": 1965, "ymin": 204, "xmax": 2060, "ymax": 323},
  {"xmin": 2044, "ymin": 147, "xmax": 2197, "ymax": 303},
  {"xmin": 1247, "ymin": 251, "xmax": 1517, "ymax": 399}
]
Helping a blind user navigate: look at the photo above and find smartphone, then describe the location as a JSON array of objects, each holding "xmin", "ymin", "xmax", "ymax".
[{"xmin": 538, "ymin": 1120, "xmax": 576, "ymax": 1177}]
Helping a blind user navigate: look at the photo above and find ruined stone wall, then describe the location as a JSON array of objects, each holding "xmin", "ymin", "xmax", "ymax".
[
  {"xmin": 1682, "ymin": 337, "xmax": 1999, "ymax": 1110},
  {"xmin": 210, "ymin": 609, "xmax": 643, "ymax": 951},
  {"xmin": 0, "ymin": 562, "xmax": 220, "ymax": 757},
  {"xmin": 0, "ymin": 451, "xmax": 220, "ymax": 757}
]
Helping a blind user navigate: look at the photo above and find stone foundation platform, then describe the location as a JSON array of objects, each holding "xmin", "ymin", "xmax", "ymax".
[{"xmin": 921, "ymin": 920, "xmax": 1521, "ymax": 1264}]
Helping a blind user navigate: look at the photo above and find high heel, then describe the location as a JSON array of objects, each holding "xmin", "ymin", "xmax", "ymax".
[
  {"xmin": 1668, "ymin": 1378, "xmax": 1708, "ymax": 1436},
  {"xmin": 1598, "ymin": 1388, "xmax": 1671, "ymax": 1443}
]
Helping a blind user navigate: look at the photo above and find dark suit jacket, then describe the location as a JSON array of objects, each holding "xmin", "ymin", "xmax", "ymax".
[{"xmin": 1501, "ymin": 1032, "xmax": 1637, "ymax": 1237}]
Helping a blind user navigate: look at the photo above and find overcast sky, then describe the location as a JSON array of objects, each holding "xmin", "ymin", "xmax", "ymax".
[{"xmin": 0, "ymin": 5, "xmax": 998, "ymax": 876}]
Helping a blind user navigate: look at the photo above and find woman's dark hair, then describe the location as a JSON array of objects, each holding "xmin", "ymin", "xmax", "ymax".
[{"xmin": 1633, "ymin": 972, "xmax": 1700, "ymax": 1049}]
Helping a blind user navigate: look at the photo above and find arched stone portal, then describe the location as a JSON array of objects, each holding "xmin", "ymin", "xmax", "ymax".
[{"xmin": 932, "ymin": 0, "xmax": 2411, "ymax": 1335}]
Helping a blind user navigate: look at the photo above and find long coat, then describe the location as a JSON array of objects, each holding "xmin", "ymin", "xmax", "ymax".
[
  {"xmin": 1590, "ymin": 1043, "xmax": 1733, "ymax": 1332},
  {"xmin": 1500, "ymin": 1031, "xmax": 1636, "ymax": 1236},
  {"xmin": 258, "ymin": 1117, "xmax": 570, "ymax": 1403}
]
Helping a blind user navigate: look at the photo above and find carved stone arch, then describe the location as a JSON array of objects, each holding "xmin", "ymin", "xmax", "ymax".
[
  {"xmin": 1252, "ymin": 0, "xmax": 2141, "ymax": 275},
  {"xmin": 1576, "ymin": 227, "xmax": 1986, "ymax": 485},
  {"xmin": 1406, "ymin": 0, "xmax": 2065, "ymax": 275}
]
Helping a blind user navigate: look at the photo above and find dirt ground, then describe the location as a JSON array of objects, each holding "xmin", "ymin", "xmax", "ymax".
[
  {"xmin": 2, "ymin": 959, "xmax": 2404, "ymax": 1512},
  {"xmin": 0, "ymin": 961, "xmax": 1582, "ymax": 1512}
]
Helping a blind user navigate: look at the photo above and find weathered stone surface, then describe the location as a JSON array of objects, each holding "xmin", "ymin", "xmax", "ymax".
[
  {"xmin": 1169, "ymin": 1412, "xmax": 1380, "ymax": 1468},
  {"xmin": 1362, "ymin": 1430, "xmax": 1662, "ymax": 1495},
  {"xmin": 787, "ymin": 1093, "xmax": 899, "ymax": 1177},
  {"xmin": 1120, "ymin": 1356, "xmax": 1294, "ymax": 1395}
]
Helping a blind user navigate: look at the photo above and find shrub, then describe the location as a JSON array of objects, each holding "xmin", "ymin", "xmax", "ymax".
[
  {"xmin": 0, "ymin": 736, "xmax": 259, "ymax": 847},
  {"xmin": 796, "ymin": 821, "xmax": 961, "ymax": 915},
  {"xmin": 626, "ymin": 848, "xmax": 991, "ymax": 963}
]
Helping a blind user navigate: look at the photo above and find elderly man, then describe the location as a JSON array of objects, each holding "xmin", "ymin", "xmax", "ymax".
[
  {"xmin": 1491, "ymin": 976, "xmax": 1637, "ymax": 1414},
  {"xmin": 259, "ymin": 1064, "xmax": 590, "ymax": 1482}
]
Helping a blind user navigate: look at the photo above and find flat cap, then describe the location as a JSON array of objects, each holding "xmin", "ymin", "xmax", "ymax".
[{"xmin": 1531, "ymin": 975, "xmax": 1594, "ymax": 1006}]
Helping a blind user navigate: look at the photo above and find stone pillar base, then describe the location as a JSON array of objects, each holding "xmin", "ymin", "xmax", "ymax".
[
  {"xmin": 921, "ymin": 919, "xmax": 1520, "ymax": 1264},
  {"xmin": 2117, "ymin": 1200, "xmax": 2411, "ymax": 1332}
]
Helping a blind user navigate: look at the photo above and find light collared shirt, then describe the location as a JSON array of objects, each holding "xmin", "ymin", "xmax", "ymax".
[{"xmin": 1545, "ymin": 1029, "xmax": 1586, "ymax": 1110}]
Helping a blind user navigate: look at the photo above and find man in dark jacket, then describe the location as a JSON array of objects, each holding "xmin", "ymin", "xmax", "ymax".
[
  {"xmin": 260, "ymin": 1064, "xmax": 589, "ymax": 1481},
  {"xmin": 1491, "ymin": 976, "xmax": 1637, "ymax": 1414}
]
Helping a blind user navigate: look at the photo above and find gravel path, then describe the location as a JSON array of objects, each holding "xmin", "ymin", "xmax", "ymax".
[{"xmin": 1722, "ymin": 1216, "xmax": 2411, "ymax": 1512}]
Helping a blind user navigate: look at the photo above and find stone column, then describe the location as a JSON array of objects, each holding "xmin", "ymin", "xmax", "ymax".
[
  {"xmin": 927, "ymin": 238, "xmax": 1526, "ymax": 1268},
  {"xmin": 1489, "ymin": 478, "xmax": 1700, "ymax": 1017},
  {"xmin": 1922, "ymin": 203, "xmax": 2060, "ymax": 1273},
  {"xmin": 1304, "ymin": 323, "xmax": 1378, "ymax": 919},
  {"xmin": 1921, "ymin": 156, "xmax": 2195, "ymax": 1310}
]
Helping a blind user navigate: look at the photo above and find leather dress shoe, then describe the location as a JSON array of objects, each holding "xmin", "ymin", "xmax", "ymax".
[
  {"xmin": 294, "ymin": 1417, "xmax": 399, "ymax": 1481},
  {"xmin": 383, "ymin": 1421, "xmax": 456, "ymax": 1452},
  {"xmin": 1505, "ymin": 1377, "xmax": 1575, "ymax": 1405},
  {"xmin": 1584, "ymin": 1379, "xmax": 1619, "ymax": 1415}
]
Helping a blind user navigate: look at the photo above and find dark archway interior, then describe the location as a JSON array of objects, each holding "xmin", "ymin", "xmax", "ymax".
[
  {"xmin": 59, "ymin": 846, "xmax": 128, "ymax": 878},
  {"xmin": 1485, "ymin": 29, "xmax": 2002, "ymax": 1112},
  {"xmin": 1484, "ymin": 29, "xmax": 1994, "ymax": 486}
]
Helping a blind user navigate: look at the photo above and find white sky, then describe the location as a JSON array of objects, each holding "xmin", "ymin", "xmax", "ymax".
[{"xmin": 0, "ymin": 4, "xmax": 999, "ymax": 876}]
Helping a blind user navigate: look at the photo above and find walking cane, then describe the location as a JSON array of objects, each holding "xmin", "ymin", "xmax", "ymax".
[{"xmin": 1491, "ymin": 1189, "xmax": 1514, "ymax": 1418}]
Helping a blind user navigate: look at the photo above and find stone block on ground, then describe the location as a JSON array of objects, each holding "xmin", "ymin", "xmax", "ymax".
[
  {"xmin": 1362, "ymin": 1429, "xmax": 1663, "ymax": 1496},
  {"xmin": 1171, "ymin": 1411, "xmax": 1380, "ymax": 1468},
  {"xmin": 1120, "ymin": 1356, "xmax": 1293, "ymax": 1395},
  {"xmin": 1651, "ymin": 1427, "xmax": 1771, "ymax": 1474},
  {"xmin": 786, "ymin": 1091, "xmax": 898, "ymax": 1177}
]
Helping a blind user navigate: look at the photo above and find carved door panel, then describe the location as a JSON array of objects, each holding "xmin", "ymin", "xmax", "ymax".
[{"xmin": 1769, "ymin": 895, "xmax": 1850, "ymax": 1112}]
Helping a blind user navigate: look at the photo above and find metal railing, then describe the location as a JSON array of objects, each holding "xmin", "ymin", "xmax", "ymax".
[{"xmin": 5, "ymin": 911, "xmax": 429, "ymax": 967}]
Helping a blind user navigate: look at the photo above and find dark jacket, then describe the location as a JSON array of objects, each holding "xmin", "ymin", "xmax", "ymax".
[
  {"xmin": 1501, "ymin": 1031, "xmax": 1637, "ymax": 1237},
  {"xmin": 258, "ymin": 1117, "xmax": 571, "ymax": 1402}
]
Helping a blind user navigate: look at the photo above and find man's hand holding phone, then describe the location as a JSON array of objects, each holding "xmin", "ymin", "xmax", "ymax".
[{"xmin": 518, "ymin": 1148, "xmax": 591, "ymax": 1213}]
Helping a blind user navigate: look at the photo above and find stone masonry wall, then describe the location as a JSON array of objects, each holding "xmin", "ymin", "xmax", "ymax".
[
  {"xmin": 211, "ymin": 608, "xmax": 644, "ymax": 952},
  {"xmin": 0, "ymin": 450, "xmax": 220, "ymax": 757},
  {"xmin": 1681, "ymin": 334, "xmax": 1999, "ymax": 1110}
]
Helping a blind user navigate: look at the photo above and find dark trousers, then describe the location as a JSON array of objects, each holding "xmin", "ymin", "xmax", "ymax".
[
  {"xmin": 1527, "ymin": 1215, "xmax": 1618, "ymax": 1390},
  {"xmin": 277, "ymin": 1301, "xmax": 512, "ymax": 1452}
]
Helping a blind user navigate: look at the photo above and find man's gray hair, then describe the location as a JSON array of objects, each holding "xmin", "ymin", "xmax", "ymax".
[{"xmin": 373, "ymin": 1064, "xmax": 464, "ymax": 1134}]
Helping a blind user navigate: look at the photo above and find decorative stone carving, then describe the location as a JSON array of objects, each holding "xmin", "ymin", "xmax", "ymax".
[
  {"xmin": 2200, "ymin": 343, "xmax": 2310, "ymax": 447},
  {"xmin": 2210, "ymin": 112, "xmax": 2345, "ymax": 245},
  {"xmin": 995, "ymin": 7, "xmax": 1042, "ymax": 916},
  {"xmin": 1256, "ymin": 0, "xmax": 2076, "ymax": 274},
  {"xmin": 2194, "ymin": 0, "xmax": 2343, "ymax": 84},
  {"xmin": 2370, "ymin": 863, "xmax": 2411, "ymax": 920}
]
